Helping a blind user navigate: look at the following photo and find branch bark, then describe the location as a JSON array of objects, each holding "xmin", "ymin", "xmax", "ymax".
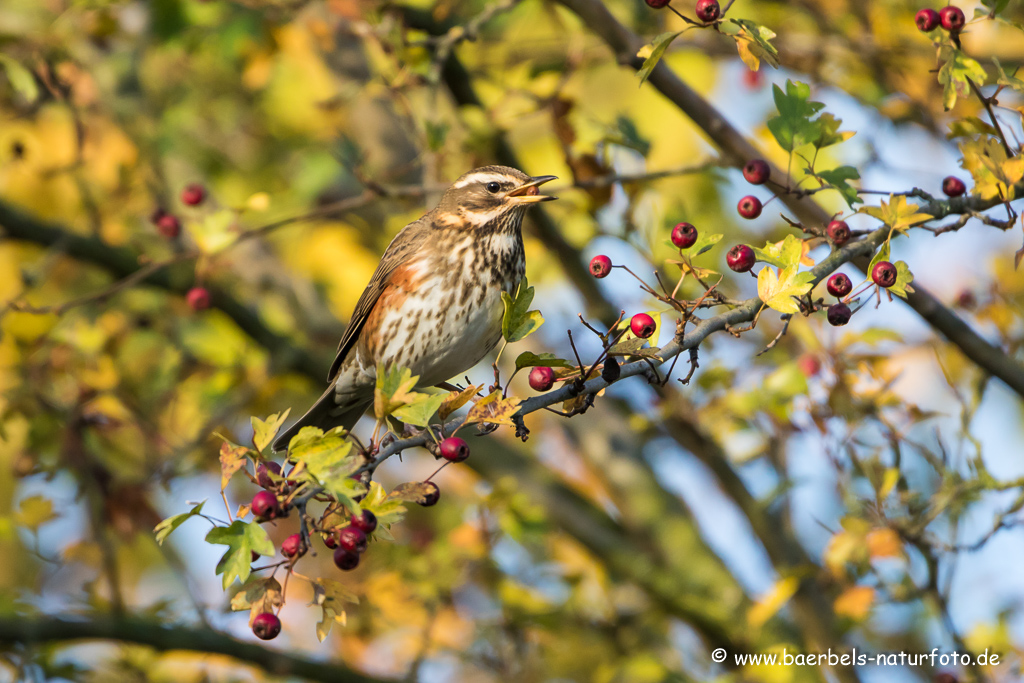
[
  {"xmin": 0, "ymin": 614, "xmax": 385, "ymax": 683},
  {"xmin": 549, "ymin": 0, "xmax": 1024, "ymax": 401}
]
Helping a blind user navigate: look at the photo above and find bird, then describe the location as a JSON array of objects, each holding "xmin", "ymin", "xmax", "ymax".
[{"xmin": 272, "ymin": 165, "xmax": 557, "ymax": 452}]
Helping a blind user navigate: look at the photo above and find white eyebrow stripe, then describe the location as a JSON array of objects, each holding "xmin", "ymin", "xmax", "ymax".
[{"xmin": 451, "ymin": 172, "xmax": 519, "ymax": 189}]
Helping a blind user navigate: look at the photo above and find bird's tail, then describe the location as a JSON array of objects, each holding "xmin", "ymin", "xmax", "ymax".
[{"xmin": 271, "ymin": 387, "xmax": 370, "ymax": 453}]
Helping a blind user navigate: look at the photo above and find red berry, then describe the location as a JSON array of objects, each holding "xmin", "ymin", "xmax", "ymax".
[
  {"xmin": 645, "ymin": 0, "xmax": 670, "ymax": 8},
  {"xmin": 529, "ymin": 366, "xmax": 555, "ymax": 392},
  {"xmin": 827, "ymin": 220, "xmax": 851, "ymax": 246},
  {"xmin": 695, "ymin": 0, "xmax": 720, "ymax": 22},
  {"xmin": 186, "ymin": 287, "xmax": 211, "ymax": 311},
  {"xmin": 743, "ymin": 69, "xmax": 763, "ymax": 90},
  {"xmin": 333, "ymin": 547, "xmax": 360, "ymax": 570},
  {"xmin": 352, "ymin": 510, "xmax": 377, "ymax": 534},
  {"xmin": 252, "ymin": 612, "xmax": 281, "ymax": 640},
  {"xmin": 827, "ymin": 302, "xmax": 852, "ymax": 326},
  {"xmin": 872, "ymin": 261, "xmax": 898, "ymax": 288},
  {"xmin": 630, "ymin": 313, "xmax": 656, "ymax": 339},
  {"xmin": 939, "ymin": 5, "xmax": 965, "ymax": 31},
  {"xmin": 737, "ymin": 195, "xmax": 762, "ymax": 219},
  {"xmin": 726, "ymin": 244, "xmax": 755, "ymax": 272},
  {"xmin": 797, "ymin": 354, "xmax": 821, "ymax": 378},
  {"xmin": 323, "ymin": 530, "xmax": 339, "ymax": 549},
  {"xmin": 251, "ymin": 551, "xmax": 260, "ymax": 562},
  {"xmin": 439, "ymin": 436, "xmax": 470, "ymax": 463},
  {"xmin": 955, "ymin": 289, "xmax": 976, "ymax": 309},
  {"xmin": 915, "ymin": 8, "xmax": 940, "ymax": 31},
  {"xmin": 671, "ymin": 222, "xmax": 698, "ymax": 249},
  {"xmin": 589, "ymin": 255, "xmax": 612, "ymax": 278},
  {"xmin": 281, "ymin": 533, "xmax": 305, "ymax": 559},
  {"xmin": 156, "ymin": 213, "xmax": 181, "ymax": 239},
  {"xmin": 181, "ymin": 183, "xmax": 206, "ymax": 206},
  {"xmin": 742, "ymin": 159, "xmax": 770, "ymax": 185},
  {"xmin": 942, "ymin": 176, "xmax": 966, "ymax": 197},
  {"xmin": 419, "ymin": 481, "xmax": 440, "ymax": 507},
  {"xmin": 251, "ymin": 490, "xmax": 281, "ymax": 521},
  {"xmin": 256, "ymin": 461, "xmax": 282, "ymax": 489},
  {"xmin": 337, "ymin": 525, "xmax": 367, "ymax": 553},
  {"xmin": 827, "ymin": 272, "xmax": 853, "ymax": 298}
]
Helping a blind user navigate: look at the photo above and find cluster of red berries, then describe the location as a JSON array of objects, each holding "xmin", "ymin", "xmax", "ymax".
[
  {"xmin": 644, "ymin": 0, "xmax": 720, "ymax": 23},
  {"xmin": 915, "ymin": 6, "xmax": 965, "ymax": 33},
  {"xmin": 737, "ymin": 158, "xmax": 771, "ymax": 219},
  {"xmin": 244, "ymin": 449, "xmax": 448, "ymax": 640}
]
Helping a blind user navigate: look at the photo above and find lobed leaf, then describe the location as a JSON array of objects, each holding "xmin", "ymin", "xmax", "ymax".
[
  {"xmin": 251, "ymin": 410, "xmax": 290, "ymax": 453},
  {"xmin": 501, "ymin": 276, "xmax": 544, "ymax": 343},
  {"xmin": 206, "ymin": 520, "xmax": 275, "ymax": 589},
  {"xmin": 154, "ymin": 501, "xmax": 205, "ymax": 546}
]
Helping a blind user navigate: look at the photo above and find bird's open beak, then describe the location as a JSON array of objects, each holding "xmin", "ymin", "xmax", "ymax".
[{"xmin": 508, "ymin": 175, "xmax": 558, "ymax": 202}]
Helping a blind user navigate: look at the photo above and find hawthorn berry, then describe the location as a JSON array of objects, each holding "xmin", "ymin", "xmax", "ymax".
[
  {"xmin": 942, "ymin": 176, "xmax": 966, "ymax": 197},
  {"xmin": 955, "ymin": 289, "xmax": 976, "ymax": 309},
  {"xmin": 529, "ymin": 366, "xmax": 556, "ymax": 392},
  {"xmin": 281, "ymin": 533, "xmax": 305, "ymax": 559},
  {"xmin": 742, "ymin": 159, "xmax": 770, "ymax": 185},
  {"xmin": 602, "ymin": 356, "xmax": 621, "ymax": 383},
  {"xmin": 251, "ymin": 490, "xmax": 281, "ymax": 521},
  {"xmin": 645, "ymin": 0, "xmax": 670, "ymax": 7},
  {"xmin": 630, "ymin": 313, "xmax": 656, "ymax": 339},
  {"xmin": 872, "ymin": 260, "xmax": 898, "ymax": 288},
  {"xmin": 797, "ymin": 354, "xmax": 821, "ymax": 378},
  {"xmin": 915, "ymin": 8, "xmax": 940, "ymax": 31},
  {"xmin": 419, "ymin": 481, "xmax": 441, "ymax": 507},
  {"xmin": 337, "ymin": 525, "xmax": 368, "ymax": 553},
  {"xmin": 181, "ymin": 183, "xmax": 206, "ymax": 206},
  {"xmin": 439, "ymin": 436, "xmax": 470, "ymax": 463},
  {"xmin": 671, "ymin": 222, "xmax": 698, "ymax": 249},
  {"xmin": 695, "ymin": 0, "xmax": 720, "ymax": 23},
  {"xmin": 256, "ymin": 461, "xmax": 282, "ymax": 489},
  {"xmin": 352, "ymin": 510, "xmax": 378, "ymax": 534},
  {"xmin": 726, "ymin": 244, "xmax": 755, "ymax": 272},
  {"xmin": 251, "ymin": 551, "xmax": 260, "ymax": 562},
  {"xmin": 827, "ymin": 272, "xmax": 853, "ymax": 298},
  {"xmin": 252, "ymin": 612, "xmax": 281, "ymax": 640},
  {"xmin": 737, "ymin": 195, "xmax": 763, "ymax": 219},
  {"xmin": 323, "ymin": 530, "xmax": 339, "ymax": 549},
  {"xmin": 333, "ymin": 547, "xmax": 360, "ymax": 571},
  {"xmin": 827, "ymin": 302, "xmax": 852, "ymax": 326},
  {"xmin": 156, "ymin": 213, "xmax": 181, "ymax": 239},
  {"xmin": 939, "ymin": 5, "xmax": 965, "ymax": 32},
  {"xmin": 827, "ymin": 219, "xmax": 851, "ymax": 246},
  {"xmin": 186, "ymin": 287, "xmax": 211, "ymax": 311},
  {"xmin": 589, "ymin": 255, "xmax": 612, "ymax": 279}
]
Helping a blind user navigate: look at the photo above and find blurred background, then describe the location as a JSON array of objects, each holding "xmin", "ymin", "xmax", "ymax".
[{"xmin": 0, "ymin": 0, "xmax": 1023, "ymax": 681}]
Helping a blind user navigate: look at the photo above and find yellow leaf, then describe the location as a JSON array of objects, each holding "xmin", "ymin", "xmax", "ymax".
[
  {"xmin": 866, "ymin": 528, "xmax": 902, "ymax": 559},
  {"xmin": 251, "ymin": 410, "xmax": 290, "ymax": 453},
  {"xmin": 438, "ymin": 384, "xmax": 483, "ymax": 421},
  {"xmin": 757, "ymin": 266, "xmax": 815, "ymax": 314},
  {"xmin": 858, "ymin": 195, "xmax": 933, "ymax": 233},
  {"xmin": 220, "ymin": 442, "xmax": 249, "ymax": 490},
  {"xmin": 748, "ymin": 576, "xmax": 800, "ymax": 628},
  {"xmin": 464, "ymin": 391, "xmax": 523, "ymax": 427},
  {"xmin": 823, "ymin": 530, "xmax": 865, "ymax": 574},
  {"xmin": 834, "ymin": 586, "xmax": 875, "ymax": 620}
]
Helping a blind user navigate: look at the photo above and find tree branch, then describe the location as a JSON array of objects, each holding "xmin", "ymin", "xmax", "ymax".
[
  {"xmin": 549, "ymin": 0, "xmax": 1024, "ymax": 401},
  {"xmin": 0, "ymin": 614, "xmax": 385, "ymax": 683}
]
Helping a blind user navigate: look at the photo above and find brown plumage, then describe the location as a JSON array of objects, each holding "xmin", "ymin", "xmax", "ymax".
[{"xmin": 272, "ymin": 166, "xmax": 556, "ymax": 452}]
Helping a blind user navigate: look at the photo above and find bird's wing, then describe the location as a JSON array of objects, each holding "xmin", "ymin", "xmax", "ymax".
[{"xmin": 326, "ymin": 217, "xmax": 433, "ymax": 382}]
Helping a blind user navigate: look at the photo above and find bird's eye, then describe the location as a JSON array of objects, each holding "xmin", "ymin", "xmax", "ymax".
[{"xmin": 485, "ymin": 182, "xmax": 501, "ymax": 193}]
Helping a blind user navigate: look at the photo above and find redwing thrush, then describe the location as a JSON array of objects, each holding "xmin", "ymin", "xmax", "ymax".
[{"xmin": 272, "ymin": 166, "xmax": 557, "ymax": 452}]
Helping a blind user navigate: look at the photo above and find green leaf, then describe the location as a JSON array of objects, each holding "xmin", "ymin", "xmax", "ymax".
[
  {"xmin": 983, "ymin": 0, "xmax": 1011, "ymax": 14},
  {"xmin": 392, "ymin": 392, "xmax": 447, "ymax": 427},
  {"xmin": 289, "ymin": 429, "xmax": 359, "ymax": 493},
  {"xmin": 154, "ymin": 501, "xmax": 205, "ymax": 546},
  {"xmin": 251, "ymin": 410, "xmax": 290, "ymax": 453},
  {"xmin": 868, "ymin": 241, "xmax": 891, "ymax": 272},
  {"xmin": 311, "ymin": 578, "xmax": 359, "ymax": 642},
  {"xmin": 0, "ymin": 55, "xmax": 39, "ymax": 103},
  {"xmin": 686, "ymin": 232, "xmax": 723, "ymax": 257},
  {"xmin": 206, "ymin": 520, "xmax": 275, "ymax": 589},
  {"xmin": 501, "ymin": 277, "xmax": 544, "ymax": 343},
  {"xmin": 723, "ymin": 19, "xmax": 779, "ymax": 71},
  {"xmin": 888, "ymin": 261, "xmax": 915, "ymax": 299},
  {"xmin": 814, "ymin": 166, "xmax": 862, "ymax": 207},
  {"xmin": 757, "ymin": 266, "xmax": 815, "ymax": 314},
  {"xmin": 15, "ymin": 495, "xmax": 57, "ymax": 532},
  {"xmin": 766, "ymin": 81, "xmax": 825, "ymax": 152},
  {"xmin": 809, "ymin": 112, "xmax": 852, "ymax": 149},
  {"xmin": 636, "ymin": 31, "xmax": 682, "ymax": 86},
  {"xmin": 993, "ymin": 57, "xmax": 1024, "ymax": 96},
  {"xmin": 938, "ymin": 47, "xmax": 987, "ymax": 111},
  {"xmin": 360, "ymin": 481, "xmax": 407, "ymax": 527},
  {"xmin": 514, "ymin": 352, "xmax": 572, "ymax": 372},
  {"xmin": 752, "ymin": 234, "xmax": 804, "ymax": 270},
  {"xmin": 374, "ymin": 364, "xmax": 419, "ymax": 419}
]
